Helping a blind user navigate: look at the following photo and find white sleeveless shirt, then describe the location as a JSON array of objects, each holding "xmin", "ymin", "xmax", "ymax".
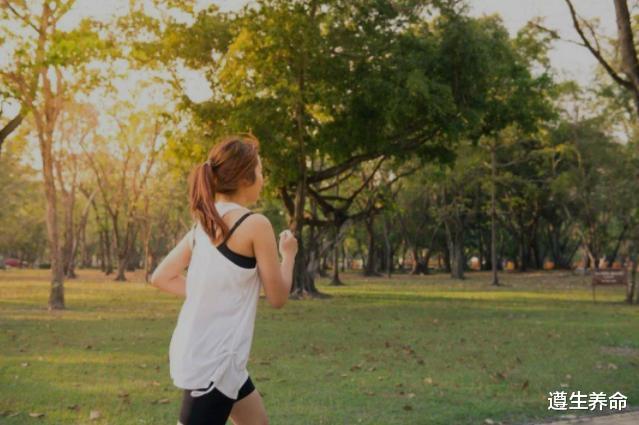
[{"xmin": 169, "ymin": 201, "xmax": 261, "ymax": 399}]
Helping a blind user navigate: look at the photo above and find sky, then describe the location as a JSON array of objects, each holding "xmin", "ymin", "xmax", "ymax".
[{"xmin": 467, "ymin": 0, "xmax": 616, "ymax": 86}]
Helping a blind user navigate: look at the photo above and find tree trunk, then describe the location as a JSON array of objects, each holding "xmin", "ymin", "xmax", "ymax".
[
  {"xmin": 410, "ymin": 245, "xmax": 427, "ymax": 275},
  {"xmin": 626, "ymin": 241, "xmax": 637, "ymax": 304},
  {"xmin": 363, "ymin": 214, "xmax": 380, "ymax": 276},
  {"xmin": 490, "ymin": 144, "xmax": 499, "ymax": 285},
  {"xmin": 330, "ymin": 223, "xmax": 344, "ymax": 285},
  {"xmin": 446, "ymin": 220, "xmax": 465, "ymax": 279},
  {"xmin": 319, "ymin": 254, "xmax": 329, "ymax": 278},
  {"xmin": 68, "ymin": 189, "xmax": 94, "ymax": 277},
  {"xmin": 56, "ymin": 156, "xmax": 79, "ymax": 279},
  {"xmin": 443, "ymin": 241, "xmax": 451, "ymax": 273},
  {"xmin": 39, "ymin": 122, "xmax": 64, "ymax": 309},
  {"xmin": 288, "ymin": 6, "xmax": 324, "ymax": 298},
  {"xmin": 423, "ymin": 249, "xmax": 431, "ymax": 275},
  {"xmin": 613, "ymin": 0, "xmax": 639, "ymax": 115},
  {"xmin": 452, "ymin": 227, "xmax": 465, "ymax": 279},
  {"xmin": 115, "ymin": 221, "xmax": 137, "ymax": 281},
  {"xmin": 382, "ymin": 214, "xmax": 393, "ymax": 278}
]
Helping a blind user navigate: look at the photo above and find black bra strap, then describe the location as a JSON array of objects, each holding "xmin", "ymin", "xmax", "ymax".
[{"xmin": 221, "ymin": 211, "xmax": 254, "ymax": 246}]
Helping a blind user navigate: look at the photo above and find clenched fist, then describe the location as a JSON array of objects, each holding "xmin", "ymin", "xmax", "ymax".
[{"xmin": 278, "ymin": 229, "xmax": 298, "ymax": 258}]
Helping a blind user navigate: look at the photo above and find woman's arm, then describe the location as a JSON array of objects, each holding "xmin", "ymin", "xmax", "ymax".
[{"xmin": 150, "ymin": 231, "xmax": 192, "ymax": 297}]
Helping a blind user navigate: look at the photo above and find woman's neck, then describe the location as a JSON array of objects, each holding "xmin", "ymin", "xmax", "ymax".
[{"xmin": 215, "ymin": 194, "xmax": 250, "ymax": 208}]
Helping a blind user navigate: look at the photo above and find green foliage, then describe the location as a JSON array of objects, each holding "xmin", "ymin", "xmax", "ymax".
[
  {"xmin": 0, "ymin": 142, "xmax": 47, "ymax": 261},
  {"xmin": 152, "ymin": 0, "xmax": 467, "ymax": 187}
]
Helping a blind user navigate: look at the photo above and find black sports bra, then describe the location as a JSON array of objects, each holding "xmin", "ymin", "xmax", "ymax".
[{"xmin": 192, "ymin": 212, "xmax": 256, "ymax": 269}]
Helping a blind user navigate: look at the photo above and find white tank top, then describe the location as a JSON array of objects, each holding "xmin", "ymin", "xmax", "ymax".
[{"xmin": 169, "ymin": 201, "xmax": 261, "ymax": 399}]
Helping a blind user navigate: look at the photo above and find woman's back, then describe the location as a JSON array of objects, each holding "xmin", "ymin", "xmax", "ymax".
[{"xmin": 169, "ymin": 201, "xmax": 261, "ymax": 400}]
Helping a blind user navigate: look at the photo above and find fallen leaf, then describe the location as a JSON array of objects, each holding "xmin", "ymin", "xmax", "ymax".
[
  {"xmin": 29, "ymin": 412, "xmax": 45, "ymax": 418},
  {"xmin": 403, "ymin": 404, "xmax": 413, "ymax": 411},
  {"xmin": 21, "ymin": 362, "xmax": 29, "ymax": 367},
  {"xmin": 521, "ymin": 380, "xmax": 529, "ymax": 390},
  {"xmin": 158, "ymin": 399, "xmax": 170, "ymax": 404},
  {"xmin": 67, "ymin": 404, "xmax": 80, "ymax": 411},
  {"xmin": 89, "ymin": 410, "xmax": 100, "ymax": 420}
]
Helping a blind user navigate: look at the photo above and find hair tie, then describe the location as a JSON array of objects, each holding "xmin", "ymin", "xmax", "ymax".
[{"xmin": 205, "ymin": 159, "xmax": 218, "ymax": 168}]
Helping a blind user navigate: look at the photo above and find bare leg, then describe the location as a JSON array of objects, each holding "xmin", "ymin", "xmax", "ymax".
[{"xmin": 229, "ymin": 389, "xmax": 269, "ymax": 425}]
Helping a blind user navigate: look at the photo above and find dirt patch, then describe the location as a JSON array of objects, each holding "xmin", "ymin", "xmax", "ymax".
[{"xmin": 600, "ymin": 346, "xmax": 639, "ymax": 357}]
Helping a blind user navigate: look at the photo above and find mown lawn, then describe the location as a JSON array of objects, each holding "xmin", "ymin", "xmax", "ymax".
[{"xmin": 0, "ymin": 268, "xmax": 637, "ymax": 425}]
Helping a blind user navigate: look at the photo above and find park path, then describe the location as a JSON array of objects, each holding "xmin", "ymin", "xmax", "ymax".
[{"xmin": 521, "ymin": 408, "xmax": 639, "ymax": 425}]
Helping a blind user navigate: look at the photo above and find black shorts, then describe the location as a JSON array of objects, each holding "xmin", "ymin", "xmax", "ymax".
[{"xmin": 178, "ymin": 375, "xmax": 256, "ymax": 425}]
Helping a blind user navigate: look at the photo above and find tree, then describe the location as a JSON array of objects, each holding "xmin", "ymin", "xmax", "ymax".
[
  {"xmin": 563, "ymin": 0, "xmax": 639, "ymax": 118},
  {"xmin": 0, "ymin": 1, "xmax": 115, "ymax": 309},
  {"xmin": 152, "ymin": 0, "xmax": 461, "ymax": 297},
  {"xmin": 54, "ymin": 101, "xmax": 99, "ymax": 278},
  {"xmin": 0, "ymin": 137, "xmax": 47, "ymax": 263},
  {"xmin": 82, "ymin": 105, "xmax": 166, "ymax": 281}
]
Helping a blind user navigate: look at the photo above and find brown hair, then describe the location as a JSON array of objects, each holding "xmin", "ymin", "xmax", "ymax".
[{"xmin": 188, "ymin": 134, "xmax": 260, "ymax": 245}]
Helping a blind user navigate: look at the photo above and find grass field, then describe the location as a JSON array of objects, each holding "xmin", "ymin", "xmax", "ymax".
[{"xmin": 1, "ymin": 268, "xmax": 637, "ymax": 425}]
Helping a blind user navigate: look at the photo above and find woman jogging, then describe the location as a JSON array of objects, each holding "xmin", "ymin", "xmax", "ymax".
[{"xmin": 150, "ymin": 134, "xmax": 298, "ymax": 425}]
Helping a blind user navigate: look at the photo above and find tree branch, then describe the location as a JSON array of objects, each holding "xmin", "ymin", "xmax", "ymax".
[
  {"xmin": 0, "ymin": 111, "xmax": 24, "ymax": 152},
  {"xmin": 564, "ymin": 0, "xmax": 633, "ymax": 90},
  {"xmin": 1, "ymin": 0, "xmax": 41, "ymax": 33}
]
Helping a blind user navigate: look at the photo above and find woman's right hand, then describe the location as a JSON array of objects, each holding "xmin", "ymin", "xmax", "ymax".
[{"xmin": 278, "ymin": 229, "xmax": 298, "ymax": 258}]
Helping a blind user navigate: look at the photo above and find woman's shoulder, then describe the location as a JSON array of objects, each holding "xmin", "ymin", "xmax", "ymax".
[{"xmin": 243, "ymin": 213, "xmax": 274, "ymax": 237}]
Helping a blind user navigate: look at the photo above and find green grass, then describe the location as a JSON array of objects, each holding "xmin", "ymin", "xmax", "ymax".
[{"xmin": 1, "ymin": 268, "xmax": 637, "ymax": 424}]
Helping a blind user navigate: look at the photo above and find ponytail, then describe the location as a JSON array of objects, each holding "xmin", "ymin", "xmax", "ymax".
[
  {"xmin": 188, "ymin": 134, "xmax": 260, "ymax": 246},
  {"xmin": 188, "ymin": 161, "xmax": 230, "ymax": 245}
]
